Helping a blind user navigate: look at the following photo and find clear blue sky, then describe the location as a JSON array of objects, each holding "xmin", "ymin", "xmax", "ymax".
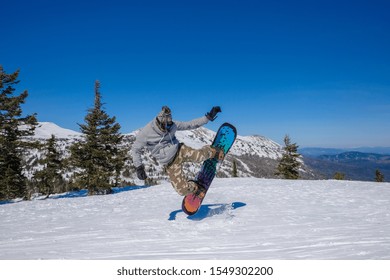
[{"xmin": 2, "ymin": 0, "xmax": 389, "ymax": 148}]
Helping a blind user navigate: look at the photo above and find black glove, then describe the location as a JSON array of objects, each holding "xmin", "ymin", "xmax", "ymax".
[
  {"xmin": 206, "ymin": 106, "xmax": 221, "ymax": 121},
  {"xmin": 136, "ymin": 165, "xmax": 147, "ymax": 180}
]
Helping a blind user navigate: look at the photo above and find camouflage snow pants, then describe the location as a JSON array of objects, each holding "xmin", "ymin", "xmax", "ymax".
[{"xmin": 165, "ymin": 144, "xmax": 215, "ymax": 196}]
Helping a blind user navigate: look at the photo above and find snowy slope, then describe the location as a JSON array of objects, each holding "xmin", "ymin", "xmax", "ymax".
[
  {"xmin": 32, "ymin": 122, "xmax": 82, "ymax": 139},
  {"xmin": 1, "ymin": 178, "xmax": 389, "ymax": 260}
]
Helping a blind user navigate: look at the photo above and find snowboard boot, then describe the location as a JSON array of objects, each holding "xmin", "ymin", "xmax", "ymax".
[
  {"xmin": 189, "ymin": 180, "xmax": 206, "ymax": 199},
  {"xmin": 210, "ymin": 147, "xmax": 224, "ymax": 161}
]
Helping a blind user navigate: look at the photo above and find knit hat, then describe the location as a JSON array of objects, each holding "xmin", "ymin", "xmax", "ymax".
[{"xmin": 156, "ymin": 106, "xmax": 173, "ymax": 132}]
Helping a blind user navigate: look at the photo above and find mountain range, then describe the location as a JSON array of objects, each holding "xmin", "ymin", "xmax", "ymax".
[
  {"xmin": 24, "ymin": 122, "xmax": 317, "ymax": 184},
  {"xmin": 299, "ymin": 147, "xmax": 390, "ymax": 157},
  {"xmin": 27, "ymin": 122, "xmax": 389, "ymax": 183},
  {"xmin": 301, "ymin": 148, "xmax": 390, "ymax": 182}
]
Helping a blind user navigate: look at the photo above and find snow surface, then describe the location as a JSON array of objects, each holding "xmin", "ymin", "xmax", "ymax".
[
  {"xmin": 1, "ymin": 178, "xmax": 390, "ymax": 260},
  {"xmin": 31, "ymin": 122, "xmax": 82, "ymax": 139}
]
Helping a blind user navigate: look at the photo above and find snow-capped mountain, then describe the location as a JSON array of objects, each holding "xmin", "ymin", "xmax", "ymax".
[
  {"xmin": 24, "ymin": 122, "xmax": 316, "ymax": 183},
  {"xmin": 171, "ymin": 126, "xmax": 305, "ymax": 179},
  {"xmin": 32, "ymin": 122, "xmax": 82, "ymax": 139}
]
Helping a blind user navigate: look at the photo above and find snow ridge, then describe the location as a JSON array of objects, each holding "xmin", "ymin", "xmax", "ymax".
[{"xmin": 32, "ymin": 122, "xmax": 82, "ymax": 139}]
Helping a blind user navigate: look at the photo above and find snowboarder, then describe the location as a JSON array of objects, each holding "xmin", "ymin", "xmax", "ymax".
[{"xmin": 131, "ymin": 105, "xmax": 222, "ymax": 197}]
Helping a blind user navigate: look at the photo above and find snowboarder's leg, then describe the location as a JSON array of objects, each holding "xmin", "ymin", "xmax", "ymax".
[
  {"xmin": 166, "ymin": 163, "xmax": 198, "ymax": 196},
  {"xmin": 178, "ymin": 143, "xmax": 217, "ymax": 163},
  {"xmin": 166, "ymin": 144, "xmax": 216, "ymax": 196}
]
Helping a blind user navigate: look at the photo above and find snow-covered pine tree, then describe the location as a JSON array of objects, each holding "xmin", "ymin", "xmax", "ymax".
[
  {"xmin": 275, "ymin": 135, "xmax": 301, "ymax": 179},
  {"xmin": 0, "ymin": 66, "xmax": 37, "ymax": 200},
  {"xmin": 33, "ymin": 135, "xmax": 65, "ymax": 197},
  {"xmin": 70, "ymin": 81, "xmax": 125, "ymax": 195}
]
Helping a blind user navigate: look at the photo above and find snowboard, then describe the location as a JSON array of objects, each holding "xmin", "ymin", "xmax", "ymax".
[{"xmin": 182, "ymin": 122, "xmax": 237, "ymax": 215}]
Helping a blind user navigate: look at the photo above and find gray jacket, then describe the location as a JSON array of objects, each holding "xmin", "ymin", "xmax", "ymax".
[{"xmin": 131, "ymin": 116, "xmax": 209, "ymax": 168}]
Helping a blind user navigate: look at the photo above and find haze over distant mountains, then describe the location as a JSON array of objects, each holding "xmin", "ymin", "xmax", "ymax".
[
  {"xmin": 300, "ymin": 148, "xmax": 390, "ymax": 182},
  {"xmin": 300, "ymin": 147, "xmax": 390, "ymax": 157}
]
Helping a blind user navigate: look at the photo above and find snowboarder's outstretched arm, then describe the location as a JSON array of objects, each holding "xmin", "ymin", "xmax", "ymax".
[{"xmin": 175, "ymin": 106, "xmax": 221, "ymax": 131}]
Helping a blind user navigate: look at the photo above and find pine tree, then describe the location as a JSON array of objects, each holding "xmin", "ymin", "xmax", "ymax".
[
  {"xmin": 375, "ymin": 169, "xmax": 384, "ymax": 182},
  {"xmin": 70, "ymin": 81, "xmax": 125, "ymax": 195},
  {"xmin": 34, "ymin": 135, "xmax": 64, "ymax": 198},
  {"xmin": 112, "ymin": 147, "xmax": 127, "ymax": 187},
  {"xmin": 334, "ymin": 172, "xmax": 345, "ymax": 180},
  {"xmin": 275, "ymin": 135, "xmax": 301, "ymax": 179},
  {"xmin": 0, "ymin": 66, "xmax": 37, "ymax": 200},
  {"xmin": 232, "ymin": 160, "xmax": 238, "ymax": 177}
]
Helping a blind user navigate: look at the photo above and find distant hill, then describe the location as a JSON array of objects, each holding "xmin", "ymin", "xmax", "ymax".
[
  {"xmin": 32, "ymin": 122, "xmax": 82, "ymax": 139},
  {"xmin": 302, "ymin": 150, "xmax": 390, "ymax": 182},
  {"xmin": 320, "ymin": 151, "xmax": 390, "ymax": 162},
  {"xmin": 300, "ymin": 147, "xmax": 390, "ymax": 157}
]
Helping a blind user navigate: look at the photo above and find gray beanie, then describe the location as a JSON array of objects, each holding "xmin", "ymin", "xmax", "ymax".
[{"xmin": 156, "ymin": 106, "xmax": 173, "ymax": 131}]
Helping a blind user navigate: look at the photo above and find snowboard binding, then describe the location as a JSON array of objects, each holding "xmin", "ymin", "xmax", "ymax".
[
  {"xmin": 190, "ymin": 180, "xmax": 206, "ymax": 199},
  {"xmin": 211, "ymin": 147, "xmax": 225, "ymax": 161}
]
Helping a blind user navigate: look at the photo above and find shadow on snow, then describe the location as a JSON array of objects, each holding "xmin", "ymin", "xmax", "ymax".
[
  {"xmin": 50, "ymin": 185, "xmax": 152, "ymax": 199},
  {"xmin": 168, "ymin": 202, "xmax": 246, "ymax": 221},
  {"xmin": 0, "ymin": 185, "xmax": 152, "ymax": 205}
]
